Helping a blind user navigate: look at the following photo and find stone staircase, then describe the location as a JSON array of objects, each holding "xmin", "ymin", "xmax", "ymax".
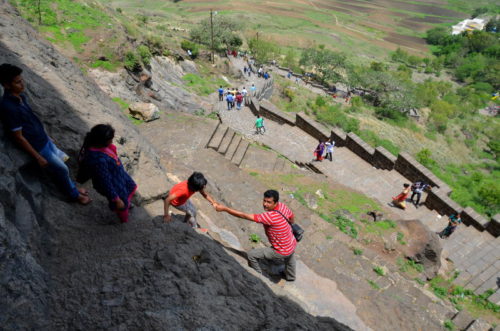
[
  {"xmin": 219, "ymin": 59, "xmax": 500, "ymax": 305},
  {"xmin": 207, "ymin": 123, "xmax": 249, "ymax": 167}
]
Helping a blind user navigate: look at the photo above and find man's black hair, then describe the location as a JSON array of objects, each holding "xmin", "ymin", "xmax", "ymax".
[
  {"xmin": 0, "ymin": 63, "xmax": 23, "ymax": 86},
  {"xmin": 188, "ymin": 172, "xmax": 207, "ymax": 192},
  {"xmin": 263, "ymin": 189, "xmax": 279, "ymax": 203}
]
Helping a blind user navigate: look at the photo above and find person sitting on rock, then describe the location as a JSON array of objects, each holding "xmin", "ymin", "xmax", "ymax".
[
  {"xmin": 438, "ymin": 214, "xmax": 462, "ymax": 239},
  {"xmin": 0, "ymin": 63, "xmax": 91, "ymax": 205},
  {"xmin": 215, "ymin": 189, "xmax": 297, "ymax": 281},
  {"xmin": 163, "ymin": 172, "xmax": 217, "ymax": 231},
  {"xmin": 391, "ymin": 183, "xmax": 411, "ymax": 210},
  {"xmin": 78, "ymin": 124, "xmax": 137, "ymax": 223}
]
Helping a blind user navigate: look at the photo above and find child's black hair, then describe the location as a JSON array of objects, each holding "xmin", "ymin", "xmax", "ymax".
[{"xmin": 187, "ymin": 172, "xmax": 207, "ymax": 192}]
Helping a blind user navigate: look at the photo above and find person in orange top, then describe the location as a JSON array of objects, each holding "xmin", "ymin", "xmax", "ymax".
[{"xmin": 163, "ymin": 172, "xmax": 217, "ymax": 228}]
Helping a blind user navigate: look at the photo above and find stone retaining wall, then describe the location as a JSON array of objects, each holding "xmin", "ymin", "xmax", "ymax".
[
  {"xmin": 295, "ymin": 113, "xmax": 331, "ymax": 141},
  {"xmin": 345, "ymin": 132, "xmax": 375, "ymax": 164},
  {"xmin": 425, "ymin": 189, "xmax": 463, "ymax": 217},
  {"xmin": 373, "ymin": 147, "xmax": 397, "ymax": 170},
  {"xmin": 487, "ymin": 214, "xmax": 500, "ymax": 236},
  {"xmin": 394, "ymin": 153, "xmax": 451, "ymax": 195},
  {"xmin": 330, "ymin": 128, "xmax": 347, "ymax": 147},
  {"xmin": 461, "ymin": 207, "xmax": 489, "ymax": 231},
  {"xmin": 259, "ymin": 100, "xmax": 296, "ymax": 126}
]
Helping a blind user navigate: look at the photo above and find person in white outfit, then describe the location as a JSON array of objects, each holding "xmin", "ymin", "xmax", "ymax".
[{"xmin": 325, "ymin": 140, "xmax": 335, "ymax": 161}]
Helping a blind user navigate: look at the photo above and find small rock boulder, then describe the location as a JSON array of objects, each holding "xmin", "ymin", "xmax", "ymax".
[
  {"xmin": 400, "ymin": 220, "xmax": 442, "ymax": 279},
  {"xmin": 128, "ymin": 102, "xmax": 160, "ymax": 122}
]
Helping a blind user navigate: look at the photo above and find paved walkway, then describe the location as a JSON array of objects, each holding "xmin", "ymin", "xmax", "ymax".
[{"xmin": 216, "ymin": 57, "xmax": 500, "ymax": 304}]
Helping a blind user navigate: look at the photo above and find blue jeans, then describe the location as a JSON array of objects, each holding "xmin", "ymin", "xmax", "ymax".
[{"xmin": 39, "ymin": 140, "xmax": 79, "ymax": 200}]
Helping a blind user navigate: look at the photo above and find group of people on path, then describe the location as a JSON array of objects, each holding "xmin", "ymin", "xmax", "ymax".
[
  {"xmin": 390, "ymin": 181, "xmax": 460, "ymax": 238},
  {"xmin": 1, "ymin": 63, "xmax": 297, "ymax": 282},
  {"xmin": 313, "ymin": 139, "xmax": 335, "ymax": 162},
  {"xmin": 218, "ymin": 85, "xmax": 256, "ymax": 111}
]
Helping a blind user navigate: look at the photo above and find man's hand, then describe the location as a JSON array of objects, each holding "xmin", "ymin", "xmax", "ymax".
[
  {"xmin": 163, "ymin": 214, "xmax": 172, "ymax": 223},
  {"xmin": 115, "ymin": 198, "xmax": 126, "ymax": 210},
  {"xmin": 215, "ymin": 204, "xmax": 226, "ymax": 212},
  {"xmin": 37, "ymin": 156, "xmax": 49, "ymax": 168}
]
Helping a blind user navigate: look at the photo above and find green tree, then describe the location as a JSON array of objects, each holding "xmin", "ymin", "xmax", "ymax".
[
  {"xmin": 248, "ymin": 38, "xmax": 279, "ymax": 64},
  {"xmin": 391, "ymin": 47, "xmax": 409, "ymax": 63},
  {"xmin": 299, "ymin": 47, "xmax": 347, "ymax": 83},
  {"xmin": 426, "ymin": 27, "xmax": 450, "ymax": 45},
  {"xmin": 190, "ymin": 16, "xmax": 242, "ymax": 52},
  {"xmin": 282, "ymin": 48, "xmax": 299, "ymax": 72}
]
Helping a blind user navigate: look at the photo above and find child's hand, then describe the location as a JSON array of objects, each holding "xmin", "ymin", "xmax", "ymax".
[
  {"xmin": 215, "ymin": 204, "xmax": 226, "ymax": 212},
  {"xmin": 163, "ymin": 214, "xmax": 172, "ymax": 223}
]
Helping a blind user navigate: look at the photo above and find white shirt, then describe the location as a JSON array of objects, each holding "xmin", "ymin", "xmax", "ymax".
[{"xmin": 241, "ymin": 88, "xmax": 248, "ymax": 96}]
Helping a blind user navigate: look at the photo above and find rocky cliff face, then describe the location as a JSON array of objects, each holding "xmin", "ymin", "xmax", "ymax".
[{"xmin": 0, "ymin": 2, "xmax": 348, "ymax": 329}]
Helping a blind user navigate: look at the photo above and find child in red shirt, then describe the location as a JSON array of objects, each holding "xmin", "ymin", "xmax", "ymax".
[{"xmin": 163, "ymin": 172, "xmax": 217, "ymax": 229}]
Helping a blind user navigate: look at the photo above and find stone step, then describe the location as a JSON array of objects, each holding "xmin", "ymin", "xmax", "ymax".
[
  {"xmin": 207, "ymin": 124, "xmax": 228, "ymax": 150},
  {"xmin": 231, "ymin": 140, "xmax": 249, "ymax": 166},
  {"xmin": 472, "ymin": 271, "xmax": 500, "ymax": 295},
  {"xmin": 218, "ymin": 128, "xmax": 235, "ymax": 155},
  {"xmin": 225, "ymin": 135, "xmax": 242, "ymax": 161},
  {"xmin": 465, "ymin": 262, "xmax": 499, "ymax": 291},
  {"xmin": 273, "ymin": 156, "xmax": 286, "ymax": 172},
  {"xmin": 487, "ymin": 288, "xmax": 500, "ymax": 305},
  {"xmin": 457, "ymin": 237, "xmax": 500, "ymax": 270}
]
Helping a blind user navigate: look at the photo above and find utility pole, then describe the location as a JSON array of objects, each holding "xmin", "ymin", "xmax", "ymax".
[{"xmin": 210, "ymin": 9, "xmax": 215, "ymax": 64}]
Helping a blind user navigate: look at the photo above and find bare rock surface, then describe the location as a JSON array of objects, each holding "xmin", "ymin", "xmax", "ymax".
[{"xmin": 0, "ymin": 2, "xmax": 351, "ymax": 330}]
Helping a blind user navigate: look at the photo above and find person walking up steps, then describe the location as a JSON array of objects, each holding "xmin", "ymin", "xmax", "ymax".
[
  {"xmin": 226, "ymin": 92, "xmax": 234, "ymax": 110},
  {"xmin": 0, "ymin": 63, "xmax": 91, "ymax": 205},
  {"xmin": 325, "ymin": 139, "xmax": 335, "ymax": 161},
  {"xmin": 216, "ymin": 189, "xmax": 297, "ymax": 281},
  {"xmin": 163, "ymin": 172, "xmax": 217, "ymax": 231},
  {"xmin": 255, "ymin": 114, "xmax": 265, "ymax": 135},
  {"xmin": 218, "ymin": 85, "xmax": 224, "ymax": 102},
  {"xmin": 250, "ymin": 84, "xmax": 257, "ymax": 97},
  {"xmin": 439, "ymin": 214, "xmax": 462, "ymax": 239},
  {"xmin": 410, "ymin": 180, "xmax": 430, "ymax": 208},
  {"xmin": 235, "ymin": 91, "xmax": 243, "ymax": 110},
  {"xmin": 78, "ymin": 124, "xmax": 137, "ymax": 223},
  {"xmin": 241, "ymin": 87, "xmax": 248, "ymax": 105}
]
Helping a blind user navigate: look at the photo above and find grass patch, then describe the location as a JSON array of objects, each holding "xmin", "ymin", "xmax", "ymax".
[
  {"xmin": 368, "ymin": 280, "xmax": 381, "ymax": 290},
  {"xmin": 363, "ymin": 219, "xmax": 397, "ymax": 236},
  {"xmin": 398, "ymin": 258, "xmax": 424, "ymax": 274},
  {"xmin": 373, "ymin": 266, "xmax": 386, "ymax": 276},
  {"xmin": 332, "ymin": 215, "xmax": 358, "ymax": 239},
  {"xmin": 353, "ymin": 248, "xmax": 363, "ymax": 256},
  {"xmin": 249, "ymin": 172, "xmax": 259, "ymax": 177},
  {"xmin": 249, "ymin": 233, "xmax": 261, "ymax": 243},
  {"xmin": 443, "ymin": 320, "xmax": 455, "ymax": 330},
  {"xmin": 182, "ymin": 73, "xmax": 228, "ymax": 96}
]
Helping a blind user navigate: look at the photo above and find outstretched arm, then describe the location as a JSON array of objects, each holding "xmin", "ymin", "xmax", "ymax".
[
  {"xmin": 200, "ymin": 189, "xmax": 217, "ymax": 207},
  {"xmin": 216, "ymin": 204, "xmax": 254, "ymax": 221}
]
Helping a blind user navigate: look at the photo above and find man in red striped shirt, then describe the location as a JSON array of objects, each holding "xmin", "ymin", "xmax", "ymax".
[{"xmin": 215, "ymin": 190, "xmax": 297, "ymax": 281}]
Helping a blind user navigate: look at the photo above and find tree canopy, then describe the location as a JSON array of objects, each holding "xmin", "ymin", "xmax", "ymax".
[
  {"xmin": 190, "ymin": 16, "xmax": 243, "ymax": 52},
  {"xmin": 299, "ymin": 46, "xmax": 347, "ymax": 84}
]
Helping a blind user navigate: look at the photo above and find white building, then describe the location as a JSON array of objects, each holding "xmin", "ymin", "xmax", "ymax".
[{"xmin": 452, "ymin": 18, "xmax": 486, "ymax": 35}]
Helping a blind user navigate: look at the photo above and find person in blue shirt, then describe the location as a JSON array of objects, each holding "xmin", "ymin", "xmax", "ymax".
[
  {"xmin": 0, "ymin": 63, "xmax": 91, "ymax": 204},
  {"xmin": 226, "ymin": 93, "xmax": 234, "ymax": 110},
  {"xmin": 218, "ymin": 85, "xmax": 224, "ymax": 102}
]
